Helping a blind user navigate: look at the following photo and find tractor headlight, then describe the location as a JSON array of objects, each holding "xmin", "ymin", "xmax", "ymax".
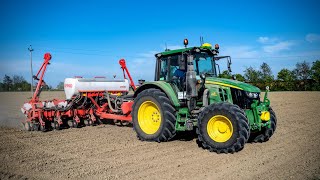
[{"xmin": 245, "ymin": 91, "xmax": 260, "ymax": 99}]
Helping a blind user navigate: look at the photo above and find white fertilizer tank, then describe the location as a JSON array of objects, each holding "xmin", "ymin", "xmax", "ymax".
[{"xmin": 64, "ymin": 77, "xmax": 130, "ymax": 99}]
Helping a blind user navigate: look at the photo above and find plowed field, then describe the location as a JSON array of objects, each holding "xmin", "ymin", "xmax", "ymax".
[{"xmin": 0, "ymin": 91, "xmax": 320, "ymax": 179}]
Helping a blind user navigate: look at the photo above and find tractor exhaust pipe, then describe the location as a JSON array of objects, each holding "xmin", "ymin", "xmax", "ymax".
[{"xmin": 186, "ymin": 55, "xmax": 197, "ymax": 110}]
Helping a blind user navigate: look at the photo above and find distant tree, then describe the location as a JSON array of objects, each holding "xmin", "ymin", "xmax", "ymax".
[
  {"xmin": 12, "ymin": 75, "xmax": 29, "ymax": 91},
  {"xmin": 56, "ymin": 82, "xmax": 64, "ymax": 90},
  {"xmin": 311, "ymin": 60, "xmax": 320, "ymax": 90},
  {"xmin": 3, "ymin": 75, "xmax": 13, "ymax": 91},
  {"xmin": 244, "ymin": 67, "xmax": 261, "ymax": 83},
  {"xmin": 20, "ymin": 81, "xmax": 31, "ymax": 91},
  {"xmin": 219, "ymin": 70, "xmax": 231, "ymax": 79},
  {"xmin": 13, "ymin": 75, "xmax": 25, "ymax": 84},
  {"xmin": 259, "ymin": 62, "xmax": 274, "ymax": 89},
  {"xmin": 277, "ymin": 69, "xmax": 295, "ymax": 81},
  {"xmin": 293, "ymin": 61, "xmax": 311, "ymax": 90},
  {"xmin": 234, "ymin": 74, "xmax": 245, "ymax": 82},
  {"xmin": 0, "ymin": 82, "xmax": 3, "ymax": 91},
  {"xmin": 277, "ymin": 68, "xmax": 295, "ymax": 91},
  {"xmin": 260, "ymin": 62, "xmax": 274, "ymax": 82}
]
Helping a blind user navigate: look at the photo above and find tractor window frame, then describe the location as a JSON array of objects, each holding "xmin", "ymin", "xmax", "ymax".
[
  {"xmin": 194, "ymin": 53, "xmax": 217, "ymax": 77},
  {"xmin": 155, "ymin": 51, "xmax": 218, "ymax": 81},
  {"xmin": 156, "ymin": 55, "xmax": 183, "ymax": 82},
  {"xmin": 155, "ymin": 57, "xmax": 170, "ymax": 81}
]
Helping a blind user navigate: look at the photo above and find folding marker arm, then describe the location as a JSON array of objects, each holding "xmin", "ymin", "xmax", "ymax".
[
  {"xmin": 119, "ymin": 59, "xmax": 136, "ymax": 91},
  {"xmin": 31, "ymin": 53, "xmax": 52, "ymax": 102}
]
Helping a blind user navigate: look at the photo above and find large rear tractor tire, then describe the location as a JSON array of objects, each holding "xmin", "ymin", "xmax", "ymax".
[
  {"xmin": 197, "ymin": 102, "xmax": 249, "ymax": 153},
  {"xmin": 132, "ymin": 88, "xmax": 176, "ymax": 142},
  {"xmin": 249, "ymin": 108, "xmax": 277, "ymax": 143}
]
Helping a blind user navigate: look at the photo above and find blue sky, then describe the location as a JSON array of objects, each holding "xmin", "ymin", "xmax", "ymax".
[{"xmin": 1, "ymin": 0, "xmax": 320, "ymax": 87}]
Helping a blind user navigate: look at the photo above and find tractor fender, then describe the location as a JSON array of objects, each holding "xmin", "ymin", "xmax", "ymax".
[{"xmin": 134, "ymin": 82, "xmax": 180, "ymax": 107}]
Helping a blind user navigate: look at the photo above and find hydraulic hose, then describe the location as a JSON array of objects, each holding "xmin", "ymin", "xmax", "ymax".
[{"xmin": 105, "ymin": 91, "xmax": 120, "ymax": 113}]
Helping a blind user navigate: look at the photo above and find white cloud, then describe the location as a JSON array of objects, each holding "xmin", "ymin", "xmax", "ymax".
[
  {"xmin": 127, "ymin": 51, "xmax": 157, "ymax": 81},
  {"xmin": 257, "ymin": 36, "xmax": 296, "ymax": 53},
  {"xmin": 257, "ymin": 37, "xmax": 278, "ymax": 44},
  {"xmin": 257, "ymin": 37, "xmax": 269, "ymax": 44},
  {"xmin": 306, "ymin": 33, "xmax": 320, "ymax": 43},
  {"xmin": 221, "ymin": 46, "xmax": 259, "ymax": 59},
  {"xmin": 263, "ymin": 41, "xmax": 295, "ymax": 53}
]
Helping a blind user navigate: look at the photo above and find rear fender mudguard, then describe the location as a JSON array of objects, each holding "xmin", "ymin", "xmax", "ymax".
[{"xmin": 134, "ymin": 82, "xmax": 180, "ymax": 107}]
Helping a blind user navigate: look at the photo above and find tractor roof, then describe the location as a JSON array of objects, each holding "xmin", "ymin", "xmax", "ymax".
[
  {"xmin": 155, "ymin": 45, "xmax": 217, "ymax": 58},
  {"xmin": 158, "ymin": 47, "xmax": 194, "ymax": 56}
]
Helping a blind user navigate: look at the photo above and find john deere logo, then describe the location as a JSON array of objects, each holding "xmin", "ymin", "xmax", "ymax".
[{"xmin": 211, "ymin": 92, "xmax": 217, "ymax": 96}]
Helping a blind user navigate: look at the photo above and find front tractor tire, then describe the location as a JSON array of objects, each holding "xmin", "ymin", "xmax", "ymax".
[
  {"xmin": 197, "ymin": 102, "xmax": 249, "ymax": 153},
  {"xmin": 132, "ymin": 88, "xmax": 176, "ymax": 142}
]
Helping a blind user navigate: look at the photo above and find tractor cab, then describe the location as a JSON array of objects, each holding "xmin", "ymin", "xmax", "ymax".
[
  {"xmin": 154, "ymin": 42, "xmax": 234, "ymax": 97},
  {"xmin": 155, "ymin": 43, "xmax": 217, "ymax": 81},
  {"xmin": 155, "ymin": 43, "xmax": 232, "ymax": 82}
]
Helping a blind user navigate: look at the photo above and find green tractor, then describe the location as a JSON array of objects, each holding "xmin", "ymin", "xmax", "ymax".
[{"xmin": 132, "ymin": 39, "xmax": 277, "ymax": 153}]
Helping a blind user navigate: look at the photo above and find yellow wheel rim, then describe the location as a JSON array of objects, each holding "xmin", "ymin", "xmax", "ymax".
[
  {"xmin": 207, "ymin": 115, "xmax": 233, "ymax": 142},
  {"xmin": 138, "ymin": 101, "xmax": 162, "ymax": 135}
]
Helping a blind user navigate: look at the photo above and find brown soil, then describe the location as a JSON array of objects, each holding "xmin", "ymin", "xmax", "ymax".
[{"xmin": 0, "ymin": 91, "xmax": 320, "ymax": 180}]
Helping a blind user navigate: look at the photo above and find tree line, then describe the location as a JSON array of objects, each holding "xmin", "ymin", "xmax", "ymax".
[
  {"xmin": 220, "ymin": 60, "xmax": 320, "ymax": 91},
  {"xmin": 0, "ymin": 75, "xmax": 52, "ymax": 91}
]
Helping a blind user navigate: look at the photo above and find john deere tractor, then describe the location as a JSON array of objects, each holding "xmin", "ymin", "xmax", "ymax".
[{"xmin": 132, "ymin": 39, "xmax": 277, "ymax": 153}]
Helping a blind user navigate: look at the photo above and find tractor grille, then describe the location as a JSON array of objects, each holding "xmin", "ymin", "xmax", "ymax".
[
  {"xmin": 230, "ymin": 89, "xmax": 260, "ymax": 109},
  {"xmin": 219, "ymin": 88, "xmax": 228, "ymax": 101}
]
